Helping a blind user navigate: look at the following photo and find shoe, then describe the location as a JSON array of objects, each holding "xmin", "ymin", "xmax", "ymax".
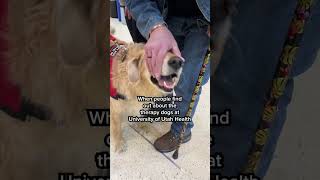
[
  {"xmin": 0, "ymin": 98, "xmax": 52, "ymax": 121},
  {"xmin": 154, "ymin": 130, "xmax": 191, "ymax": 153}
]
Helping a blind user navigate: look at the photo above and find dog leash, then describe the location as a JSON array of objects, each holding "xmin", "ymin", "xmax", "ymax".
[
  {"xmin": 172, "ymin": 0, "xmax": 235, "ymax": 160},
  {"xmin": 172, "ymin": 49, "xmax": 211, "ymax": 159},
  {"xmin": 243, "ymin": 0, "xmax": 314, "ymax": 174}
]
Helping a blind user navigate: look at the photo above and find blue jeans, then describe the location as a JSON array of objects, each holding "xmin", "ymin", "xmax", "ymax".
[
  {"xmin": 167, "ymin": 16, "xmax": 210, "ymax": 137},
  {"xmin": 212, "ymin": 0, "xmax": 320, "ymax": 178}
]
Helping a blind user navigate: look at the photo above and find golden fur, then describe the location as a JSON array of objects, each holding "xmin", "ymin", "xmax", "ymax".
[
  {"xmin": 7, "ymin": 0, "xmax": 108, "ymax": 126},
  {"xmin": 110, "ymin": 42, "xmax": 182, "ymax": 152}
]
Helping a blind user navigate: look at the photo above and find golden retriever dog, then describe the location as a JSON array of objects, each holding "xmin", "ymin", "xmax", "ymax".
[
  {"xmin": 7, "ymin": 0, "xmax": 108, "ymax": 126},
  {"xmin": 0, "ymin": 0, "xmax": 109, "ymax": 179},
  {"xmin": 110, "ymin": 42, "xmax": 183, "ymax": 152}
]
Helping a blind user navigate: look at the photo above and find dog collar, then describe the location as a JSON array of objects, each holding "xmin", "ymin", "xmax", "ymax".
[
  {"xmin": 110, "ymin": 43, "xmax": 126, "ymax": 57},
  {"xmin": 109, "ymin": 35, "xmax": 127, "ymax": 100},
  {"xmin": 110, "ymin": 36, "xmax": 128, "ymax": 62}
]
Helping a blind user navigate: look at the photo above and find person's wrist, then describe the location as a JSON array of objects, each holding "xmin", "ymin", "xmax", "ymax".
[{"xmin": 149, "ymin": 22, "xmax": 168, "ymax": 37}]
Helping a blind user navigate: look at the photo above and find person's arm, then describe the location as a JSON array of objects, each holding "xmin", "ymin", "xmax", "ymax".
[
  {"xmin": 125, "ymin": 0, "xmax": 166, "ymax": 39},
  {"xmin": 125, "ymin": 0, "xmax": 182, "ymax": 79}
]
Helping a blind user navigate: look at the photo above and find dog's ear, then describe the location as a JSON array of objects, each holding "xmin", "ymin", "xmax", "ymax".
[
  {"xmin": 127, "ymin": 59, "xmax": 140, "ymax": 83},
  {"xmin": 55, "ymin": 0, "xmax": 107, "ymax": 66}
]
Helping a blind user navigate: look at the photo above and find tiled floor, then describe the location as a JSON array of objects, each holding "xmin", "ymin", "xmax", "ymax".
[{"xmin": 110, "ymin": 18, "xmax": 210, "ymax": 180}]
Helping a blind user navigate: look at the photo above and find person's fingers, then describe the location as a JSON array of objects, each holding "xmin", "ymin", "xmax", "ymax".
[
  {"xmin": 171, "ymin": 44, "xmax": 185, "ymax": 62},
  {"xmin": 145, "ymin": 47, "xmax": 153, "ymax": 75},
  {"xmin": 147, "ymin": 57, "xmax": 153, "ymax": 77},
  {"xmin": 155, "ymin": 48, "xmax": 167, "ymax": 79},
  {"xmin": 151, "ymin": 48, "xmax": 158, "ymax": 78},
  {"xmin": 172, "ymin": 44, "xmax": 181, "ymax": 58},
  {"xmin": 179, "ymin": 56, "xmax": 185, "ymax": 62},
  {"xmin": 145, "ymin": 46, "xmax": 152, "ymax": 58}
]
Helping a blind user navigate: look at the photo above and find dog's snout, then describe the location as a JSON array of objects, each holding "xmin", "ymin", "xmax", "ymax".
[{"xmin": 168, "ymin": 58, "xmax": 183, "ymax": 70}]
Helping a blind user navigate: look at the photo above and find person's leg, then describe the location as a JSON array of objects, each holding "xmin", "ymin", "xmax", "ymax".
[
  {"xmin": 256, "ymin": 2, "xmax": 320, "ymax": 177},
  {"xmin": 170, "ymin": 17, "xmax": 210, "ymax": 137},
  {"xmin": 154, "ymin": 17, "xmax": 210, "ymax": 152},
  {"xmin": 125, "ymin": 17, "xmax": 146, "ymax": 43},
  {"xmin": 212, "ymin": 0, "xmax": 320, "ymax": 177},
  {"xmin": 211, "ymin": 42, "xmax": 294, "ymax": 176},
  {"xmin": 255, "ymin": 80, "xmax": 293, "ymax": 177}
]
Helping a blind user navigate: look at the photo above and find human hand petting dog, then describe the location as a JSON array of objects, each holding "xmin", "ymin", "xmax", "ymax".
[{"xmin": 144, "ymin": 25, "xmax": 182, "ymax": 80}]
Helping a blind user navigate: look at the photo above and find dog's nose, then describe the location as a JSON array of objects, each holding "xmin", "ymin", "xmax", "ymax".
[{"xmin": 168, "ymin": 57, "xmax": 183, "ymax": 70}]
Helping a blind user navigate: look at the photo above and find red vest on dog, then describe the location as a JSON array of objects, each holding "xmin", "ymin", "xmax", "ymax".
[
  {"xmin": 109, "ymin": 35, "xmax": 127, "ymax": 100},
  {"xmin": 0, "ymin": 0, "xmax": 21, "ymax": 112}
]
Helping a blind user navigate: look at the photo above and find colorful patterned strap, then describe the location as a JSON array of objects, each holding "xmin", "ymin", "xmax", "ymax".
[
  {"xmin": 243, "ymin": 0, "xmax": 314, "ymax": 174},
  {"xmin": 173, "ymin": 50, "xmax": 211, "ymax": 159}
]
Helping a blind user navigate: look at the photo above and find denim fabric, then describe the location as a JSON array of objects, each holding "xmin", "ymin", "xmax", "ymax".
[
  {"xmin": 125, "ymin": 0, "xmax": 210, "ymax": 39},
  {"xmin": 166, "ymin": 17, "xmax": 210, "ymax": 137},
  {"xmin": 124, "ymin": 1, "xmax": 210, "ymax": 137},
  {"xmin": 212, "ymin": 0, "xmax": 320, "ymax": 178},
  {"xmin": 196, "ymin": 0, "xmax": 210, "ymax": 22},
  {"xmin": 125, "ymin": 17, "xmax": 147, "ymax": 43}
]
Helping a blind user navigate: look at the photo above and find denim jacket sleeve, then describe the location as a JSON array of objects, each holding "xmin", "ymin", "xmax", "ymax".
[
  {"xmin": 125, "ymin": 0, "xmax": 166, "ymax": 39},
  {"xmin": 196, "ymin": 0, "xmax": 210, "ymax": 22}
]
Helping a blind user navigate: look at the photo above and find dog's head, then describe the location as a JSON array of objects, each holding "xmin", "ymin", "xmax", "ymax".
[{"xmin": 112, "ymin": 43, "xmax": 183, "ymax": 98}]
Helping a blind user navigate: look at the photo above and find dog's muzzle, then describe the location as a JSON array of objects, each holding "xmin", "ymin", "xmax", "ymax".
[
  {"xmin": 151, "ymin": 56, "xmax": 184, "ymax": 93},
  {"xmin": 168, "ymin": 57, "xmax": 183, "ymax": 70}
]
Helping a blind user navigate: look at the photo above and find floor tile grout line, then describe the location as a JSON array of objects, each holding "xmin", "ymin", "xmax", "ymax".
[{"xmin": 128, "ymin": 124, "xmax": 182, "ymax": 170}]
